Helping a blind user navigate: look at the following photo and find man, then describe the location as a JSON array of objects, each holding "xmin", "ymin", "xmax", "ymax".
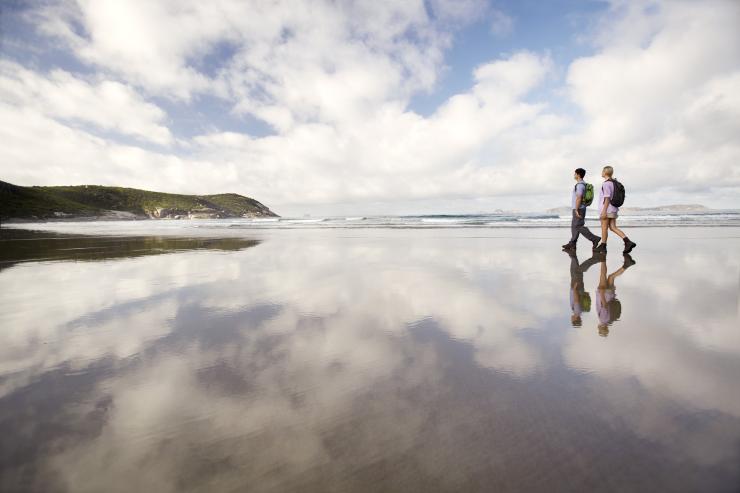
[
  {"xmin": 562, "ymin": 168, "xmax": 600, "ymax": 251},
  {"xmin": 566, "ymin": 249, "xmax": 602, "ymax": 327},
  {"xmin": 593, "ymin": 166, "xmax": 636, "ymax": 254}
]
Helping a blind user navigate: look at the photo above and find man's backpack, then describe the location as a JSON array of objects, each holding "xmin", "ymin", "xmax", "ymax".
[
  {"xmin": 579, "ymin": 291, "xmax": 591, "ymax": 312},
  {"xmin": 607, "ymin": 298, "xmax": 621, "ymax": 322},
  {"xmin": 608, "ymin": 178, "xmax": 626, "ymax": 207},
  {"xmin": 575, "ymin": 182, "xmax": 595, "ymax": 207}
]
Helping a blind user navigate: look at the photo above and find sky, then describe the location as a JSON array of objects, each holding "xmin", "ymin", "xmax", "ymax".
[{"xmin": 1, "ymin": 0, "xmax": 739, "ymax": 216}]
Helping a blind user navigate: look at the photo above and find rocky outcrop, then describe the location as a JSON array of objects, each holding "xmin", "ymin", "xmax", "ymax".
[
  {"xmin": 147, "ymin": 207, "xmax": 264, "ymax": 219},
  {"xmin": 148, "ymin": 207, "xmax": 190, "ymax": 219}
]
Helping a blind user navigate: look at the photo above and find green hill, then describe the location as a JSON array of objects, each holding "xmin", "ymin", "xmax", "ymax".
[{"xmin": 0, "ymin": 180, "xmax": 278, "ymax": 220}]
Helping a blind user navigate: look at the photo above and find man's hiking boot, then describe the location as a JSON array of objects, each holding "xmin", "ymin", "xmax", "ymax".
[
  {"xmin": 591, "ymin": 236, "xmax": 601, "ymax": 250},
  {"xmin": 594, "ymin": 243, "xmax": 607, "ymax": 253},
  {"xmin": 623, "ymin": 237, "xmax": 637, "ymax": 254},
  {"xmin": 623, "ymin": 253, "xmax": 636, "ymax": 269},
  {"xmin": 562, "ymin": 242, "xmax": 576, "ymax": 251}
]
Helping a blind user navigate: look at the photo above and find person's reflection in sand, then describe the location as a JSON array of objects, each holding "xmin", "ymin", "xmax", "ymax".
[
  {"xmin": 567, "ymin": 251, "xmax": 603, "ymax": 327},
  {"xmin": 596, "ymin": 253, "xmax": 636, "ymax": 336}
]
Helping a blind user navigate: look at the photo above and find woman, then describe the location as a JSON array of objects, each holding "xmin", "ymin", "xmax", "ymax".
[{"xmin": 594, "ymin": 165, "xmax": 637, "ymax": 254}]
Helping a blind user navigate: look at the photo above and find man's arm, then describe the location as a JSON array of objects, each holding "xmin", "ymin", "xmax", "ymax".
[{"xmin": 575, "ymin": 194, "xmax": 583, "ymax": 217}]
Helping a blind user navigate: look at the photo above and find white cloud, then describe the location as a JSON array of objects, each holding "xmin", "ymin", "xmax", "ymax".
[
  {"xmin": 566, "ymin": 0, "xmax": 740, "ymax": 191},
  {"xmin": 188, "ymin": 51, "xmax": 554, "ymax": 205},
  {"xmin": 2, "ymin": 0, "xmax": 739, "ymax": 212},
  {"xmin": 34, "ymin": 0, "xmax": 226, "ymax": 100},
  {"xmin": 0, "ymin": 101, "xmax": 231, "ymax": 191},
  {"xmin": 0, "ymin": 61, "xmax": 173, "ymax": 145}
]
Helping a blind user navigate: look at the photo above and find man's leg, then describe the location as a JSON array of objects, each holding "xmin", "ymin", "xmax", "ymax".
[
  {"xmin": 577, "ymin": 214, "xmax": 600, "ymax": 243},
  {"xmin": 570, "ymin": 210, "xmax": 580, "ymax": 243},
  {"xmin": 580, "ymin": 251, "xmax": 603, "ymax": 273},
  {"xmin": 564, "ymin": 210, "xmax": 579, "ymax": 249},
  {"xmin": 570, "ymin": 252, "xmax": 583, "ymax": 286}
]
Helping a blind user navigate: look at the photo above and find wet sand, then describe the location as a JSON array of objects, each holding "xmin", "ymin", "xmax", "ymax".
[{"xmin": 1, "ymin": 226, "xmax": 739, "ymax": 492}]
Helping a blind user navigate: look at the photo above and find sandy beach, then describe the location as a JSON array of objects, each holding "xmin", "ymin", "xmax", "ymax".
[{"xmin": 1, "ymin": 224, "xmax": 739, "ymax": 492}]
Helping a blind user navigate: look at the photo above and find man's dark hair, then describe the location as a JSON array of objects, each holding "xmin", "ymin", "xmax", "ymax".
[{"xmin": 575, "ymin": 168, "xmax": 586, "ymax": 179}]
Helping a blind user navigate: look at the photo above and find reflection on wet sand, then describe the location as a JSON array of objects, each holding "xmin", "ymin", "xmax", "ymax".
[
  {"xmin": 595, "ymin": 254, "xmax": 636, "ymax": 337},
  {"xmin": 1, "ymin": 228, "xmax": 739, "ymax": 492},
  {"xmin": 567, "ymin": 251, "xmax": 602, "ymax": 328},
  {"xmin": 566, "ymin": 250, "xmax": 637, "ymax": 336},
  {"xmin": 0, "ymin": 229, "xmax": 261, "ymax": 272}
]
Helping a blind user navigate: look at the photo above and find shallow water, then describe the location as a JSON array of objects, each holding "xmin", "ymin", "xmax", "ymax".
[
  {"xmin": 1, "ymin": 226, "xmax": 739, "ymax": 492},
  {"xmin": 7, "ymin": 209, "xmax": 740, "ymax": 230}
]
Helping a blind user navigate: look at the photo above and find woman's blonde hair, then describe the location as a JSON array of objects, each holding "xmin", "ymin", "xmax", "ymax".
[{"xmin": 602, "ymin": 165, "xmax": 614, "ymax": 177}]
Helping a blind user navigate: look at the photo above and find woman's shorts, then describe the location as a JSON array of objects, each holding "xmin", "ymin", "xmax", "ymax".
[{"xmin": 606, "ymin": 212, "xmax": 618, "ymax": 219}]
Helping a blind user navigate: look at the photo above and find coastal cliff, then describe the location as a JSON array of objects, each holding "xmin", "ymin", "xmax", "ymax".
[{"xmin": 0, "ymin": 180, "xmax": 278, "ymax": 221}]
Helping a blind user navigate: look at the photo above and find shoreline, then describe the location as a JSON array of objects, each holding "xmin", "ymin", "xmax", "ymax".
[{"xmin": 1, "ymin": 213, "xmax": 277, "ymax": 224}]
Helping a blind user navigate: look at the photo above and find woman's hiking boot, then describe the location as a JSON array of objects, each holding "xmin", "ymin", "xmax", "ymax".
[
  {"xmin": 623, "ymin": 253, "xmax": 636, "ymax": 269},
  {"xmin": 623, "ymin": 237, "xmax": 637, "ymax": 254},
  {"xmin": 594, "ymin": 242, "xmax": 607, "ymax": 253}
]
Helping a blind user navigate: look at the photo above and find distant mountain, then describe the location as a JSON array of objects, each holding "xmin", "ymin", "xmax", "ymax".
[
  {"xmin": 621, "ymin": 204, "xmax": 710, "ymax": 213},
  {"xmin": 546, "ymin": 204, "xmax": 710, "ymax": 215},
  {"xmin": 0, "ymin": 180, "xmax": 278, "ymax": 221}
]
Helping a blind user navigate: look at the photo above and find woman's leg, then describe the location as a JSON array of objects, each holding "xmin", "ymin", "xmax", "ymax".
[
  {"xmin": 607, "ymin": 266, "xmax": 626, "ymax": 287},
  {"xmin": 598, "ymin": 259, "xmax": 609, "ymax": 289},
  {"xmin": 600, "ymin": 218, "xmax": 610, "ymax": 243},
  {"xmin": 608, "ymin": 218, "xmax": 626, "ymax": 239}
]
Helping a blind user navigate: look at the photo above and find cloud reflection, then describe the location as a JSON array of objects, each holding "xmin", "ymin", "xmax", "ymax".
[{"xmin": 1, "ymin": 230, "xmax": 739, "ymax": 491}]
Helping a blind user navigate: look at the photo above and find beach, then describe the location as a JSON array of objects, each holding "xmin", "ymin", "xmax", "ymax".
[{"xmin": 1, "ymin": 223, "xmax": 739, "ymax": 492}]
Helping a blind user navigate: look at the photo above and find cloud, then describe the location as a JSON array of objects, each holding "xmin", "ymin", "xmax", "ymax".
[
  {"xmin": 188, "ymin": 51, "xmax": 554, "ymax": 205},
  {"xmin": 566, "ymin": 0, "xmax": 740, "ymax": 191},
  {"xmin": 32, "ymin": 0, "xmax": 460, "ymax": 106},
  {"xmin": 33, "ymin": 0, "xmax": 226, "ymax": 100},
  {"xmin": 0, "ymin": 61, "xmax": 173, "ymax": 145},
  {"xmin": 1, "ymin": 0, "xmax": 739, "ymax": 211}
]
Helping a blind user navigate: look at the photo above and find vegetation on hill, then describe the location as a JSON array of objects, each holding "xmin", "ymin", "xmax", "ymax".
[{"xmin": 0, "ymin": 180, "xmax": 278, "ymax": 220}]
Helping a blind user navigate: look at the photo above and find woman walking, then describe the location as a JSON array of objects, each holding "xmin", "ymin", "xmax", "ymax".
[{"xmin": 593, "ymin": 166, "xmax": 637, "ymax": 254}]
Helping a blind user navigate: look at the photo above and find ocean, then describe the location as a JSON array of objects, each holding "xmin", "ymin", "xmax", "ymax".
[{"xmin": 6, "ymin": 210, "xmax": 740, "ymax": 235}]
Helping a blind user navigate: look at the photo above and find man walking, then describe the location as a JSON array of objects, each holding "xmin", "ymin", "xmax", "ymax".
[
  {"xmin": 562, "ymin": 168, "xmax": 600, "ymax": 251},
  {"xmin": 593, "ymin": 165, "xmax": 637, "ymax": 254}
]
